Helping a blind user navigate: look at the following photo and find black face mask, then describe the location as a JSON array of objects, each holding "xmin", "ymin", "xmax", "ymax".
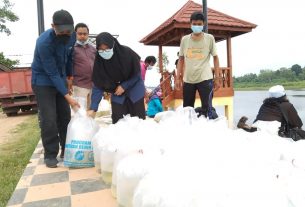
[{"xmin": 56, "ymin": 34, "xmax": 71, "ymax": 45}]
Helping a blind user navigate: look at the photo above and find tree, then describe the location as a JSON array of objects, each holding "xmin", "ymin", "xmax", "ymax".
[
  {"xmin": 291, "ymin": 64, "xmax": 302, "ymax": 76},
  {"xmin": 0, "ymin": 0, "xmax": 19, "ymax": 35},
  {"xmin": 157, "ymin": 52, "xmax": 169, "ymax": 72},
  {"xmin": 258, "ymin": 69, "xmax": 274, "ymax": 82},
  {"xmin": 0, "ymin": 52, "xmax": 19, "ymax": 67},
  {"xmin": 0, "ymin": 0, "xmax": 19, "ymax": 68}
]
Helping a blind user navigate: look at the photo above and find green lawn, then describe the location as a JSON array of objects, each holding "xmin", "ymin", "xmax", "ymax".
[{"xmin": 0, "ymin": 115, "xmax": 40, "ymax": 207}]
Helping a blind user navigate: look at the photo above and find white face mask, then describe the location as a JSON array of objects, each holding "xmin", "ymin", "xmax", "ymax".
[
  {"xmin": 76, "ymin": 39, "xmax": 89, "ymax": 46},
  {"xmin": 147, "ymin": 66, "xmax": 154, "ymax": 70}
]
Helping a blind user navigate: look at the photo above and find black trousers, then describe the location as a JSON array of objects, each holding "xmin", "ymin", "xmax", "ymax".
[
  {"xmin": 183, "ymin": 79, "xmax": 213, "ymax": 115},
  {"xmin": 111, "ymin": 97, "xmax": 146, "ymax": 124},
  {"xmin": 33, "ymin": 85, "xmax": 71, "ymax": 159}
]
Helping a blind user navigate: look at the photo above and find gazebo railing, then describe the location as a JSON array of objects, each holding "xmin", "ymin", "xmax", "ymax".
[{"xmin": 157, "ymin": 67, "xmax": 234, "ymax": 107}]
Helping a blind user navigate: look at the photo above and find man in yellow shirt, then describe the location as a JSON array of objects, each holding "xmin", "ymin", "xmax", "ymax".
[{"xmin": 176, "ymin": 11, "xmax": 221, "ymax": 118}]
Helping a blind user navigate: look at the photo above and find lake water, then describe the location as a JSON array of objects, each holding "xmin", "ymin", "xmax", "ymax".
[{"xmin": 215, "ymin": 90, "xmax": 305, "ymax": 126}]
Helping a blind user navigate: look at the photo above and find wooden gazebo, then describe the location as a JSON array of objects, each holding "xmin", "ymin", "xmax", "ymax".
[{"xmin": 140, "ymin": 0, "xmax": 256, "ymax": 124}]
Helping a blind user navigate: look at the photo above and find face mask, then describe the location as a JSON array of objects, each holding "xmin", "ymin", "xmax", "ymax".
[
  {"xmin": 98, "ymin": 48, "xmax": 114, "ymax": 60},
  {"xmin": 156, "ymin": 91, "xmax": 162, "ymax": 97},
  {"xmin": 191, "ymin": 25, "xmax": 203, "ymax": 34},
  {"xmin": 76, "ymin": 39, "xmax": 89, "ymax": 46},
  {"xmin": 56, "ymin": 34, "xmax": 71, "ymax": 45},
  {"xmin": 147, "ymin": 65, "xmax": 154, "ymax": 70}
]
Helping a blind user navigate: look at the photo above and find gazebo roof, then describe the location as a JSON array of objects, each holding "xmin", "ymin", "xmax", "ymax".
[{"xmin": 140, "ymin": 0, "xmax": 257, "ymax": 46}]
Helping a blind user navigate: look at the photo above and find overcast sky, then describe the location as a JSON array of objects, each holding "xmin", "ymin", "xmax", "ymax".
[{"xmin": 0, "ymin": 0, "xmax": 304, "ymax": 76}]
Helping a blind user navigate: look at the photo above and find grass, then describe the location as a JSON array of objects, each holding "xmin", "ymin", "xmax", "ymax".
[
  {"xmin": 234, "ymin": 80, "xmax": 305, "ymax": 91},
  {"xmin": 0, "ymin": 115, "xmax": 40, "ymax": 207}
]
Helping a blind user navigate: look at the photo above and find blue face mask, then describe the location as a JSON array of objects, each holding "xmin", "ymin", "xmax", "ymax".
[
  {"xmin": 76, "ymin": 39, "xmax": 89, "ymax": 46},
  {"xmin": 98, "ymin": 47, "xmax": 114, "ymax": 60},
  {"xmin": 191, "ymin": 25, "xmax": 203, "ymax": 34}
]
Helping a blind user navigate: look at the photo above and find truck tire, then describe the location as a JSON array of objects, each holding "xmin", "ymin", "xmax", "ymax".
[
  {"xmin": 6, "ymin": 112, "xmax": 18, "ymax": 117},
  {"xmin": 21, "ymin": 106, "xmax": 32, "ymax": 112}
]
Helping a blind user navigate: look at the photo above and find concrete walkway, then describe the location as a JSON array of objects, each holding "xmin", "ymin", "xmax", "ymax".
[{"xmin": 7, "ymin": 140, "xmax": 117, "ymax": 207}]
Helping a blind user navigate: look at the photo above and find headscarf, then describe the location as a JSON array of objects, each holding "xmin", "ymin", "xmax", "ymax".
[
  {"xmin": 149, "ymin": 87, "xmax": 161, "ymax": 101},
  {"xmin": 92, "ymin": 32, "xmax": 141, "ymax": 93},
  {"xmin": 268, "ymin": 85, "xmax": 286, "ymax": 98}
]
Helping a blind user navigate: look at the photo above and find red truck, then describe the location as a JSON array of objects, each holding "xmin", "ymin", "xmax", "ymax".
[{"xmin": 0, "ymin": 66, "xmax": 37, "ymax": 116}]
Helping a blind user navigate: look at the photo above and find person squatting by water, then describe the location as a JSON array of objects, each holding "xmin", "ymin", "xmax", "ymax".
[{"xmin": 237, "ymin": 85, "xmax": 304, "ymax": 140}]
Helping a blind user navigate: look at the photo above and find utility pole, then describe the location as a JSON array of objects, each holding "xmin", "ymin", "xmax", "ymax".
[
  {"xmin": 202, "ymin": 0, "xmax": 208, "ymax": 32},
  {"xmin": 37, "ymin": 0, "xmax": 45, "ymax": 35}
]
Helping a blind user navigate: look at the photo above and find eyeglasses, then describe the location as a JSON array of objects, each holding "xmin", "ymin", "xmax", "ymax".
[
  {"xmin": 98, "ymin": 48, "xmax": 112, "ymax": 53},
  {"xmin": 98, "ymin": 42, "xmax": 115, "ymax": 53},
  {"xmin": 76, "ymin": 32, "xmax": 88, "ymax": 36}
]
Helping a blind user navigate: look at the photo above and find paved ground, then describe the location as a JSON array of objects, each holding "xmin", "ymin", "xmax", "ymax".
[
  {"xmin": 0, "ymin": 112, "xmax": 33, "ymax": 145},
  {"xmin": 6, "ymin": 140, "xmax": 117, "ymax": 207},
  {"xmin": 6, "ymin": 113, "xmax": 117, "ymax": 207}
]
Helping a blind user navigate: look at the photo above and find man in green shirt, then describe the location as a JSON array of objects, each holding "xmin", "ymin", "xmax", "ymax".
[{"xmin": 176, "ymin": 11, "xmax": 221, "ymax": 118}]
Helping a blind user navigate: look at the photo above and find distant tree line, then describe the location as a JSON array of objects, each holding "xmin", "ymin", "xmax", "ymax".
[{"xmin": 234, "ymin": 64, "xmax": 305, "ymax": 87}]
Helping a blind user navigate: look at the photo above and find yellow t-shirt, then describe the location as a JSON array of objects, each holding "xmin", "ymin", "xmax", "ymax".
[{"xmin": 179, "ymin": 33, "xmax": 217, "ymax": 83}]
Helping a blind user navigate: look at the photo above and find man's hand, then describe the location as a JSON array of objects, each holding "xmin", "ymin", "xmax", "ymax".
[
  {"xmin": 87, "ymin": 110, "xmax": 96, "ymax": 118},
  {"xmin": 64, "ymin": 94, "xmax": 80, "ymax": 111},
  {"xmin": 213, "ymin": 78, "xmax": 221, "ymax": 91},
  {"xmin": 114, "ymin": 85, "xmax": 125, "ymax": 96},
  {"xmin": 175, "ymin": 79, "xmax": 183, "ymax": 90},
  {"xmin": 66, "ymin": 78, "xmax": 73, "ymax": 95}
]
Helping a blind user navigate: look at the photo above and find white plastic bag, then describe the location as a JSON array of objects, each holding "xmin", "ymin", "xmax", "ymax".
[
  {"xmin": 98, "ymin": 97, "xmax": 111, "ymax": 111},
  {"xmin": 116, "ymin": 154, "xmax": 160, "ymax": 207},
  {"xmin": 64, "ymin": 108, "xmax": 99, "ymax": 167},
  {"xmin": 100, "ymin": 143, "xmax": 117, "ymax": 184}
]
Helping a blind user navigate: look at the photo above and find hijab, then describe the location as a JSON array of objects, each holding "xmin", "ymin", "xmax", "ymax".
[
  {"xmin": 149, "ymin": 87, "xmax": 161, "ymax": 101},
  {"xmin": 92, "ymin": 32, "xmax": 141, "ymax": 93}
]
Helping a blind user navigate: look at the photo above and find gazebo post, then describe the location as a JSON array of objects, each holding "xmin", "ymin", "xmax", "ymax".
[
  {"xmin": 158, "ymin": 45, "xmax": 163, "ymax": 74},
  {"xmin": 224, "ymin": 35, "xmax": 234, "ymax": 126},
  {"xmin": 226, "ymin": 35, "xmax": 232, "ymax": 68}
]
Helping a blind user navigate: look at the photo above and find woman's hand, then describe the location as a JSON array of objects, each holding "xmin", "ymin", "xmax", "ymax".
[
  {"xmin": 114, "ymin": 85, "xmax": 125, "ymax": 96},
  {"xmin": 87, "ymin": 110, "xmax": 96, "ymax": 118}
]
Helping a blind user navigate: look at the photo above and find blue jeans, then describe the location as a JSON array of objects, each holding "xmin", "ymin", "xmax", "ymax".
[{"xmin": 32, "ymin": 85, "xmax": 71, "ymax": 159}]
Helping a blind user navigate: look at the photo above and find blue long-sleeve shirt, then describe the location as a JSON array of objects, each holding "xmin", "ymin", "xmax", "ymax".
[
  {"xmin": 90, "ymin": 72, "xmax": 145, "ymax": 111},
  {"xmin": 31, "ymin": 29, "xmax": 76, "ymax": 96}
]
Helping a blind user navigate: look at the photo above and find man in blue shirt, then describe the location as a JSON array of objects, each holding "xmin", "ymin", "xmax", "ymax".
[{"xmin": 31, "ymin": 9, "xmax": 79, "ymax": 168}]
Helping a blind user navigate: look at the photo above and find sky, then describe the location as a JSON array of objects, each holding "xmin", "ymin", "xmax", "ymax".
[{"xmin": 0, "ymin": 0, "xmax": 305, "ymax": 76}]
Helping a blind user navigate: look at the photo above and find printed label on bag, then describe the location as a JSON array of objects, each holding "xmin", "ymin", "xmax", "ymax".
[{"xmin": 65, "ymin": 140, "xmax": 93, "ymax": 150}]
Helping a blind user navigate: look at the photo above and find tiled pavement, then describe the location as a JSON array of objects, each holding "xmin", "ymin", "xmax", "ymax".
[{"xmin": 7, "ymin": 141, "xmax": 117, "ymax": 207}]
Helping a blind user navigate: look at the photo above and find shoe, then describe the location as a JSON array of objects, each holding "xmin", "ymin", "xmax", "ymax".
[
  {"xmin": 60, "ymin": 150, "xmax": 64, "ymax": 159},
  {"xmin": 237, "ymin": 116, "xmax": 248, "ymax": 128},
  {"xmin": 45, "ymin": 158, "xmax": 58, "ymax": 168}
]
